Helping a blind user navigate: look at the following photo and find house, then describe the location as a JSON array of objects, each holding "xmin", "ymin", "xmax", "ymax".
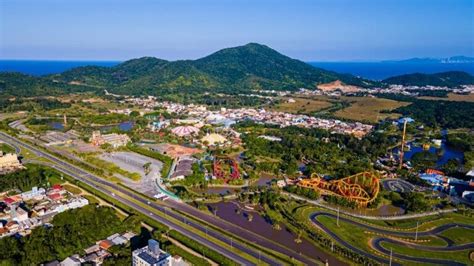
[
  {"xmin": 21, "ymin": 187, "xmax": 46, "ymax": 201},
  {"xmin": 98, "ymin": 239, "xmax": 114, "ymax": 250},
  {"xmin": 13, "ymin": 206, "xmax": 28, "ymax": 222},
  {"xmin": 48, "ymin": 193, "xmax": 63, "ymax": 201},
  {"xmin": 84, "ymin": 244, "xmax": 100, "ymax": 254},
  {"xmin": 60, "ymin": 255, "xmax": 82, "ymax": 266}
]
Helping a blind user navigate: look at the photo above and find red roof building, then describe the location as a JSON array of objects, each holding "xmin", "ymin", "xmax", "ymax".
[
  {"xmin": 3, "ymin": 197, "xmax": 15, "ymax": 205},
  {"xmin": 98, "ymin": 240, "xmax": 113, "ymax": 250},
  {"xmin": 52, "ymin": 184, "xmax": 63, "ymax": 191},
  {"xmin": 48, "ymin": 193, "xmax": 62, "ymax": 201}
]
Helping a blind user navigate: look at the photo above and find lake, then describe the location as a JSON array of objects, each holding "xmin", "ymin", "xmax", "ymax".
[{"xmin": 392, "ymin": 140, "xmax": 464, "ymax": 167}]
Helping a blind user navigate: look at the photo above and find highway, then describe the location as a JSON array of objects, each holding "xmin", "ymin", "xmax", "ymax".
[
  {"xmin": 311, "ymin": 211, "xmax": 474, "ymax": 265},
  {"xmin": 0, "ymin": 132, "xmax": 263, "ymax": 266},
  {"xmin": 2, "ymin": 131, "xmax": 347, "ymax": 265}
]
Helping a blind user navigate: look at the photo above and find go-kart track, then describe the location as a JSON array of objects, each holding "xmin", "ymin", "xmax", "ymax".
[{"xmin": 311, "ymin": 211, "xmax": 474, "ymax": 265}]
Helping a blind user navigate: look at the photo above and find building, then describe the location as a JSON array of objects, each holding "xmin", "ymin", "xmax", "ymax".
[
  {"xmin": 171, "ymin": 126, "xmax": 199, "ymax": 137},
  {"xmin": 132, "ymin": 239, "xmax": 171, "ymax": 266},
  {"xmin": 21, "ymin": 187, "xmax": 46, "ymax": 201},
  {"xmin": 60, "ymin": 255, "xmax": 83, "ymax": 266},
  {"xmin": 0, "ymin": 153, "xmax": 21, "ymax": 172},
  {"xmin": 12, "ymin": 206, "xmax": 28, "ymax": 222},
  {"xmin": 201, "ymin": 133, "xmax": 227, "ymax": 146},
  {"xmin": 90, "ymin": 131, "xmax": 131, "ymax": 148}
]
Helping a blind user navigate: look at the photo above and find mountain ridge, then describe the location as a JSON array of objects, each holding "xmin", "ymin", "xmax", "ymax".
[{"xmin": 41, "ymin": 43, "xmax": 374, "ymax": 95}]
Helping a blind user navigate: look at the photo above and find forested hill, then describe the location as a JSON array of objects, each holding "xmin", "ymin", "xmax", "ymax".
[
  {"xmin": 0, "ymin": 43, "xmax": 374, "ymax": 97},
  {"xmin": 382, "ymin": 71, "xmax": 474, "ymax": 87}
]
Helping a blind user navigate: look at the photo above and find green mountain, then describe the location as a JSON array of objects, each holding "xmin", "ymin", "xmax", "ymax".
[
  {"xmin": 383, "ymin": 71, "xmax": 474, "ymax": 87},
  {"xmin": 1, "ymin": 43, "xmax": 376, "ymax": 97}
]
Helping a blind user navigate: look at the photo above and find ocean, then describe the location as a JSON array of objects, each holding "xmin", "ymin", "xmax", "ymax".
[
  {"xmin": 0, "ymin": 60, "xmax": 473, "ymax": 80},
  {"xmin": 309, "ymin": 62, "xmax": 474, "ymax": 80}
]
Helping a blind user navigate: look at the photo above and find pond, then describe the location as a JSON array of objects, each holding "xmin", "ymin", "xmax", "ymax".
[
  {"xmin": 207, "ymin": 201, "xmax": 342, "ymax": 265},
  {"xmin": 49, "ymin": 121, "xmax": 64, "ymax": 130},
  {"xmin": 118, "ymin": 121, "xmax": 134, "ymax": 131},
  {"xmin": 96, "ymin": 121, "xmax": 135, "ymax": 132},
  {"xmin": 191, "ymin": 187, "xmax": 240, "ymax": 195},
  {"xmin": 392, "ymin": 140, "xmax": 463, "ymax": 167}
]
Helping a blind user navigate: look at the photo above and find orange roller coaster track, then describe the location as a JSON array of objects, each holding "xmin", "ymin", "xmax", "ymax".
[{"xmin": 297, "ymin": 171, "xmax": 380, "ymax": 207}]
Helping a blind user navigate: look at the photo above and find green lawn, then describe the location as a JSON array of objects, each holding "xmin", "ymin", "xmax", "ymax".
[
  {"xmin": 63, "ymin": 184, "xmax": 82, "ymax": 195},
  {"xmin": 0, "ymin": 143, "xmax": 15, "ymax": 153},
  {"xmin": 380, "ymin": 241, "xmax": 471, "ymax": 265},
  {"xmin": 439, "ymin": 227, "xmax": 474, "ymax": 245},
  {"xmin": 313, "ymin": 210, "xmax": 474, "ymax": 265}
]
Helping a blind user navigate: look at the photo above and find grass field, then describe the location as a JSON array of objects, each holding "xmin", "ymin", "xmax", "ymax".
[
  {"xmin": 334, "ymin": 96, "xmax": 409, "ymax": 123},
  {"xmin": 63, "ymin": 183, "xmax": 82, "ymax": 195},
  {"xmin": 268, "ymin": 97, "xmax": 332, "ymax": 114},
  {"xmin": 316, "ymin": 214, "xmax": 472, "ymax": 265},
  {"xmin": 0, "ymin": 143, "xmax": 15, "ymax": 153},
  {"xmin": 439, "ymin": 227, "xmax": 474, "ymax": 245},
  {"xmin": 84, "ymin": 155, "xmax": 141, "ymax": 181},
  {"xmin": 419, "ymin": 93, "xmax": 474, "ymax": 102},
  {"xmin": 291, "ymin": 203, "xmax": 474, "ymax": 265},
  {"xmin": 380, "ymin": 241, "xmax": 472, "ymax": 265}
]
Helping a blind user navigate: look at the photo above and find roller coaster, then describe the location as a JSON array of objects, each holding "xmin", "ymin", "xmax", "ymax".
[
  {"xmin": 298, "ymin": 171, "xmax": 380, "ymax": 207},
  {"xmin": 213, "ymin": 156, "xmax": 240, "ymax": 182}
]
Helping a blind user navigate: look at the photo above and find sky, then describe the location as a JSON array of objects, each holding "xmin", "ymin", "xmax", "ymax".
[{"xmin": 0, "ymin": 0, "xmax": 473, "ymax": 61}]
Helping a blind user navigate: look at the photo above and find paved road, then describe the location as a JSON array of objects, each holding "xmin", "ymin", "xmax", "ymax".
[
  {"xmin": 311, "ymin": 211, "xmax": 474, "ymax": 265},
  {"xmin": 285, "ymin": 192, "xmax": 456, "ymax": 220},
  {"xmin": 3, "ymin": 131, "xmax": 348, "ymax": 265},
  {"xmin": 0, "ymin": 132, "xmax": 260, "ymax": 266},
  {"xmin": 165, "ymin": 200, "xmax": 342, "ymax": 266}
]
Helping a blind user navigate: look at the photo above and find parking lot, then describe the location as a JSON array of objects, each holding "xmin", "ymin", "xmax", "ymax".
[{"xmin": 99, "ymin": 152, "xmax": 164, "ymax": 197}]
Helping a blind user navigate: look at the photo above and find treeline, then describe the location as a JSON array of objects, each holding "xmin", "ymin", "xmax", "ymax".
[
  {"xmin": 0, "ymin": 98, "xmax": 71, "ymax": 112},
  {"xmin": 446, "ymin": 132, "xmax": 474, "ymax": 152},
  {"xmin": 0, "ymin": 164, "xmax": 61, "ymax": 192},
  {"xmin": 284, "ymin": 185, "xmax": 320, "ymax": 200},
  {"xmin": 0, "ymin": 205, "xmax": 138, "ymax": 265},
  {"xmin": 395, "ymin": 100, "xmax": 474, "ymax": 129}
]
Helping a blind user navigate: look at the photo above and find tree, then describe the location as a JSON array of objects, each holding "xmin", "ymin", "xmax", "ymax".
[
  {"xmin": 404, "ymin": 192, "xmax": 430, "ymax": 212},
  {"xmin": 129, "ymin": 111, "xmax": 140, "ymax": 117},
  {"xmin": 143, "ymin": 162, "xmax": 152, "ymax": 175}
]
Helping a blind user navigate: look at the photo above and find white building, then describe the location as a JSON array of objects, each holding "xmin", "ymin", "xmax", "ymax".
[
  {"xmin": 132, "ymin": 239, "xmax": 171, "ymax": 266},
  {"xmin": 21, "ymin": 187, "xmax": 46, "ymax": 201},
  {"xmin": 0, "ymin": 153, "xmax": 21, "ymax": 170}
]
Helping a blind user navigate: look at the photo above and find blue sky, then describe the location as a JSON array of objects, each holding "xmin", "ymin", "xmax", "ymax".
[{"xmin": 0, "ymin": 0, "xmax": 472, "ymax": 61}]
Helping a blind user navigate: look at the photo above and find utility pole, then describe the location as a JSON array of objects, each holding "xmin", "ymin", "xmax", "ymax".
[{"xmin": 337, "ymin": 207, "xmax": 340, "ymax": 227}]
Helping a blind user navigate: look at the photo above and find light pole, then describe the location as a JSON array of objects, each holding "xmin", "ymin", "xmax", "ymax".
[
  {"xmin": 415, "ymin": 221, "xmax": 419, "ymax": 241},
  {"xmin": 389, "ymin": 248, "xmax": 393, "ymax": 266},
  {"xmin": 337, "ymin": 207, "xmax": 340, "ymax": 227}
]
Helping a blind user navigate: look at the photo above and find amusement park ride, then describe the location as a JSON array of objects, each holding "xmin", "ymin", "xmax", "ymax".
[
  {"xmin": 298, "ymin": 172, "xmax": 380, "ymax": 207},
  {"xmin": 213, "ymin": 157, "xmax": 240, "ymax": 182}
]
